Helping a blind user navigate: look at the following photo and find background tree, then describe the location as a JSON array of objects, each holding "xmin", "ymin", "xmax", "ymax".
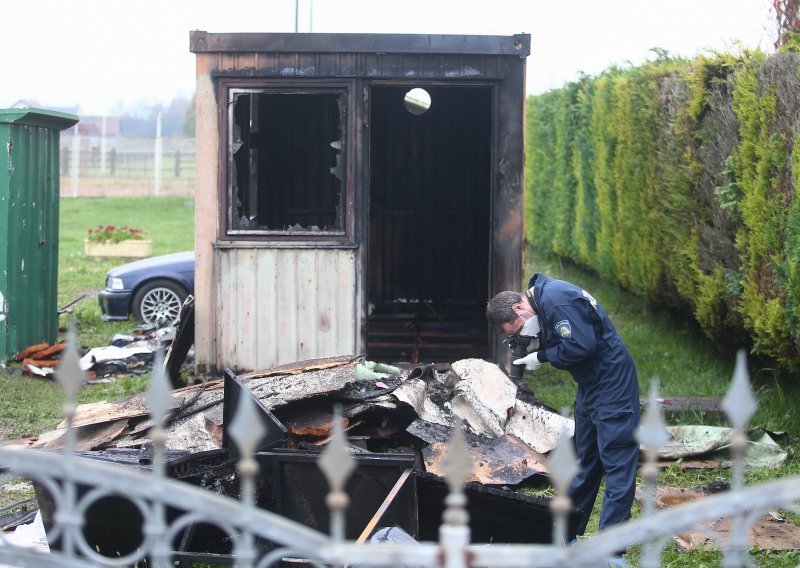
[{"xmin": 773, "ymin": 0, "xmax": 800, "ymax": 49}]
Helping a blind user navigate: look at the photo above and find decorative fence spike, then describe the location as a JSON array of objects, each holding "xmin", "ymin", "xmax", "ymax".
[
  {"xmin": 55, "ymin": 325, "xmax": 86, "ymax": 454},
  {"xmin": 721, "ymin": 349, "xmax": 756, "ymax": 431},
  {"xmin": 318, "ymin": 405, "xmax": 355, "ymax": 542},
  {"xmin": 146, "ymin": 350, "xmax": 173, "ymax": 430},
  {"xmin": 441, "ymin": 424, "xmax": 473, "ymax": 499},
  {"xmin": 721, "ymin": 349, "xmax": 756, "ymax": 567},
  {"xmin": 549, "ymin": 413, "xmax": 578, "ymax": 547},
  {"xmin": 144, "ymin": 349, "xmax": 172, "ymax": 567},
  {"xmin": 636, "ymin": 380, "xmax": 669, "ymax": 568},
  {"xmin": 228, "ymin": 385, "xmax": 268, "ymax": 461},
  {"xmin": 637, "ymin": 381, "xmax": 670, "ymax": 462},
  {"xmin": 439, "ymin": 424, "xmax": 472, "ymax": 568},
  {"xmin": 227, "ymin": 383, "xmax": 268, "ymax": 567}
]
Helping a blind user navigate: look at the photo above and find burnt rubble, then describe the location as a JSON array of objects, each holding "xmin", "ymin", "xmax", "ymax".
[{"xmin": 31, "ymin": 356, "xmax": 582, "ymax": 560}]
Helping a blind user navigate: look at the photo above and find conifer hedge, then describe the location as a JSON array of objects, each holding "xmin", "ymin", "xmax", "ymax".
[{"xmin": 525, "ymin": 50, "xmax": 800, "ymax": 371}]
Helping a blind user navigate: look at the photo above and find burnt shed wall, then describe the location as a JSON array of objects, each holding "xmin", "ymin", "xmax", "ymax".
[{"xmin": 191, "ymin": 32, "xmax": 528, "ymax": 374}]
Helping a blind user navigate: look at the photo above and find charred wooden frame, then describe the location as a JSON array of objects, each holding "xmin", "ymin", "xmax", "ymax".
[
  {"xmin": 220, "ymin": 80, "xmax": 357, "ymax": 245},
  {"xmin": 191, "ymin": 32, "xmax": 529, "ymax": 370}
]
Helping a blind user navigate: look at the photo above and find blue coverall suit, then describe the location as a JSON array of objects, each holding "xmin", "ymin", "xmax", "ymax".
[{"xmin": 527, "ymin": 273, "xmax": 640, "ymax": 535}]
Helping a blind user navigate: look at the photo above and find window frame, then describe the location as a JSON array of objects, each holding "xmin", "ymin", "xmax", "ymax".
[{"xmin": 219, "ymin": 79, "xmax": 356, "ymax": 246}]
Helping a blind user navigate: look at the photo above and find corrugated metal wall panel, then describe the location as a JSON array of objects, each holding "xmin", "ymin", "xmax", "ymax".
[
  {"xmin": 0, "ymin": 109, "xmax": 75, "ymax": 362},
  {"xmin": 216, "ymin": 247, "xmax": 356, "ymax": 372},
  {"xmin": 255, "ymin": 249, "xmax": 279, "ymax": 367},
  {"xmin": 295, "ymin": 251, "xmax": 316, "ymax": 360},
  {"xmin": 275, "ymin": 250, "xmax": 300, "ymax": 365},
  {"xmin": 234, "ymin": 249, "xmax": 258, "ymax": 364}
]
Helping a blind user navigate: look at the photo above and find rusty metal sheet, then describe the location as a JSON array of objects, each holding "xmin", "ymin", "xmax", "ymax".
[
  {"xmin": 33, "ymin": 342, "xmax": 67, "ymax": 360},
  {"xmin": 656, "ymin": 458, "xmax": 728, "ymax": 470},
  {"xmin": 190, "ymin": 31, "xmax": 530, "ymax": 57},
  {"xmin": 284, "ymin": 409, "xmax": 348, "ymax": 438},
  {"xmin": 423, "ymin": 433, "xmax": 548, "ymax": 486},
  {"xmin": 637, "ymin": 486, "xmax": 800, "ymax": 551}
]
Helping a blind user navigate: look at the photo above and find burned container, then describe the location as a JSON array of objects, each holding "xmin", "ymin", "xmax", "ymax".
[
  {"xmin": 190, "ymin": 32, "xmax": 530, "ymax": 373},
  {"xmin": 0, "ymin": 108, "xmax": 78, "ymax": 363}
]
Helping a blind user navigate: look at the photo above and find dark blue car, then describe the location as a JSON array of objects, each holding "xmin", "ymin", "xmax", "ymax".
[{"xmin": 99, "ymin": 251, "xmax": 195, "ymax": 326}]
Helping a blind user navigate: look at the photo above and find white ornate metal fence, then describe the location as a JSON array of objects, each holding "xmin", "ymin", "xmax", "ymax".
[{"xmin": 1, "ymin": 334, "xmax": 799, "ymax": 567}]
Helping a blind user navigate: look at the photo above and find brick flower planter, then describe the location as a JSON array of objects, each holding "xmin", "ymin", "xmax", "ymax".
[{"xmin": 84, "ymin": 239, "xmax": 152, "ymax": 259}]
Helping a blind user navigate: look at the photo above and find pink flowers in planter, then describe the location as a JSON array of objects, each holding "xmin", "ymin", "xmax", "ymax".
[{"xmin": 87, "ymin": 225, "xmax": 146, "ymax": 244}]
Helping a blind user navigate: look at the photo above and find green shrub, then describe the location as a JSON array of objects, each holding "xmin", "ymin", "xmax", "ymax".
[{"xmin": 525, "ymin": 49, "xmax": 800, "ymax": 370}]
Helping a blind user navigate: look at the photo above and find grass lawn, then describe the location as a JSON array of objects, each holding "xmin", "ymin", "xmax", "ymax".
[
  {"xmin": 523, "ymin": 248, "xmax": 800, "ymax": 566},
  {"xmin": 1, "ymin": 196, "xmax": 193, "ymax": 441},
  {"xmin": 1, "ymin": 197, "xmax": 799, "ymax": 565},
  {"xmin": 58, "ymin": 196, "xmax": 195, "ymax": 346}
]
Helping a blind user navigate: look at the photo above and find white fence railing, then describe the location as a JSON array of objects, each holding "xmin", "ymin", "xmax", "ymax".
[{"xmin": 1, "ymin": 336, "xmax": 798, "ymax": 567}]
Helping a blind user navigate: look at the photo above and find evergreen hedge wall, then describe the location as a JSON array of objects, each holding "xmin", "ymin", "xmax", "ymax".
[{"xmin": 525, "ymin": 50, "xmax": 800, "ymax": 371}]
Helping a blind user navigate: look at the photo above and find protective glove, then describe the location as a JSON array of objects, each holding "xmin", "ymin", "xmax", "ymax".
[{"xmin": 513, "ymin": 351, "xmax": 542, "ymax": 371}]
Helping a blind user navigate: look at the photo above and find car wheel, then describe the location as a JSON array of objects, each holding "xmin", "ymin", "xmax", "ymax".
[{"xmin": 132, "ymin": 279, "xmax": 188, "ymax": 327}]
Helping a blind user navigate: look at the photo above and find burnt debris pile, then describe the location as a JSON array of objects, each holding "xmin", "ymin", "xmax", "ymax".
[{"xmin": 32, "ymin": 355, "xmax": 582, "ymax": 561}]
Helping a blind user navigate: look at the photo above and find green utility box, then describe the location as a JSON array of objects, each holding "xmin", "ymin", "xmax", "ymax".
[{"xmin": 0, "ymin": 108, "xmax": 78, "ymax": 364}]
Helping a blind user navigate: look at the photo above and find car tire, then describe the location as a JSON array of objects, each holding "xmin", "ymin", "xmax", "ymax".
[{"xmin": 132, "ymin": 279, "xmax": 188, "ymax": 327}]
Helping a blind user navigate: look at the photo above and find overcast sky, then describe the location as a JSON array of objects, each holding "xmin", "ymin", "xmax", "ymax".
[{"xmin": 0, "ymin": 0, "xmax": 776, "ymax": 115}]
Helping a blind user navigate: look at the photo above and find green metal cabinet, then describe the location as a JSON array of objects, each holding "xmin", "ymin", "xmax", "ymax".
[{"xmin": 0, "ymin": 108, "xmax": 78, "ymax": 363}]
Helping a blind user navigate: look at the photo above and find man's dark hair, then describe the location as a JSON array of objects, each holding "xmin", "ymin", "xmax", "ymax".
[{"xmin": 486, "ymin": 291, "xmax": 524, "ymax": 330}]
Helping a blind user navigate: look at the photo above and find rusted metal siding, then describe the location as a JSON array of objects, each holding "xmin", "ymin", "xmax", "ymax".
[
  {"xmin": 190, "ymin": 32, "xmax": 529, "ymax": 82},
  {"xmin": 191, "ymin": 32, "xmax": 527, "ymax": 55},
  {"xmin": 214, "ymin": 247, "xmax": 356, "ymax": 372},
  {"xmin": 203, "ymin": 51, "xmax": 510, "ymax": 82}
]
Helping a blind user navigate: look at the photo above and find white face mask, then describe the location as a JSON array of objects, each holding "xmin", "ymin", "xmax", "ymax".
[{"xmin": 518, "ymin": 309, "xmax": 541, "ymax": 337}]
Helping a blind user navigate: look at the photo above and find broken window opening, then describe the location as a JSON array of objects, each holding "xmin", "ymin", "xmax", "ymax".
[{"xmin": 229, "ymin": 89, "xmax": 347, "ymax": 236}]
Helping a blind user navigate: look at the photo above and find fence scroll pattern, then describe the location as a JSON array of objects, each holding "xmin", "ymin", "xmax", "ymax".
[{"xmin": 1, "ymin": 335, "xmax": 799, "ymax": 567}]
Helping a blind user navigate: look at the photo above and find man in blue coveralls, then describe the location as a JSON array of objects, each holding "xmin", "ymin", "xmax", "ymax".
[{"xmin": 486, "ymin": 273, "xmax": 640, "ymax": 554}]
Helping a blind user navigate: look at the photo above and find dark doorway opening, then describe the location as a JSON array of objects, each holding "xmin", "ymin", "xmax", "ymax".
[{"xmin": 367, "ymin": 85, "xmax": 492, "ymax": 363}]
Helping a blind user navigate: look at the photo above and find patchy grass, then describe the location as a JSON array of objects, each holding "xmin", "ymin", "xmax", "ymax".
[
  {"xmin": 1, "ymin": 196, "xmax": 193, "ymax": 438},
  {"xmin": 58, "ymin": 196, "xmax": 195, "ymax": 347},
  {"xmin": 0, "ymin": 373, "xmax": 151, "ymax": 440}
]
